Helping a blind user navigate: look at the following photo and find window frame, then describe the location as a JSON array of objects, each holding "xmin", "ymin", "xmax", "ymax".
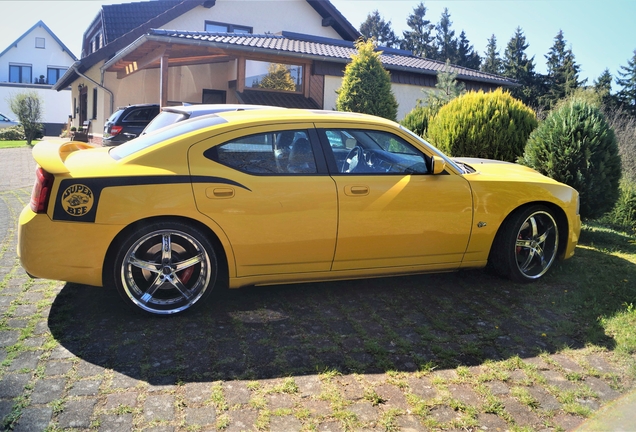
[
  {"xmin": 47, "ymin": 67, "xmax": 67, "ymax": 85},
  {"xmin": 244, "ymin": 60, "xmax": 304, "ymax": 94},
  {"xmin": 9, "ymin": 64, "xmax": 32, "ymax": 84},
  {"xmin": 35, "ymin": 37, "xmax": 45, "ymax": 49},
  {"xmin": 204, "ymin": 20, "xmax": 252, "ymax": 34}
]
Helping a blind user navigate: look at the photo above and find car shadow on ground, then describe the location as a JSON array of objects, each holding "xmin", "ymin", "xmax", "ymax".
[{"xmin": 48, "ymin": 242, "xmax": 632, "ymax": 385}]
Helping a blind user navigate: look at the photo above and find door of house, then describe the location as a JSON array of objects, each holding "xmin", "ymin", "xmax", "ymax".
[{"xmin": 79, "ymin": 87, "xmax": 88, "ymax": 124}]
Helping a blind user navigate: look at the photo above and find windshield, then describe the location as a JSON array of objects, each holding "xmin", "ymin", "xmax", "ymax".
[
  {"xmin": 110, "ymin": 115, "xmax": 227, "ymax": 160},
  {"xmin": 142, "ymin": 111, "xmax": 189, "ymax": 135},
  {"xmin": 399, "ymin": 125, "xmax": 465, "ymax": 173}
]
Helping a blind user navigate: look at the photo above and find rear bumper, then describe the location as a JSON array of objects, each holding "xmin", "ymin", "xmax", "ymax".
[{"xmin": 18, "ymin": 206, "xmax": 122, "ymax": 287}]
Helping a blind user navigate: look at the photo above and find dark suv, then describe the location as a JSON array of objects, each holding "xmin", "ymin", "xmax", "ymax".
[{"xmin": 103, "ymin": 104, "xmax": 160, "ymax": 146}]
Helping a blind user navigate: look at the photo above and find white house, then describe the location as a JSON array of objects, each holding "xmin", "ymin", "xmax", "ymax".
[
  {"xmin": 0, "ymin": 20, "xmax": 77, "ymax": 135},
  {"xmin": 54, "ymin": 0, "xmax": 514, "ymax": 144}
]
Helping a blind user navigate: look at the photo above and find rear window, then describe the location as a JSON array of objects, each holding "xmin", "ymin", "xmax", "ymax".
[
  {"xmin": 110, "ymin": 115, "xmax": 227, "ymax": 160},
  {"xmin": 106, "ymin": 109, "xmax": 124, "ymax": 123},
  {"xmin": 143, "ymin": 111, "xmax": 189, "ymax": 135},
  {"xmin": 122, "ymin": 107, "xmax": 158, "ymax": 122}
]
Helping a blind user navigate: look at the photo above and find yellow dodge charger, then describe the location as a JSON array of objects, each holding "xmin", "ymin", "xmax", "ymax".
[{"xmin": 18, "ymin": 109, "xmax": 580, "ymax": 315}]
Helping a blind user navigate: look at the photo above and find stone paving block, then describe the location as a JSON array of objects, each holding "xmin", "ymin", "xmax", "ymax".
[
  {"xmin": 49, "ymin": 345, "xmax": 75, "ymax": 359},
  {"xmin": 111, "ymin": 371, "xmax": 143, "ymax": 389},
  {"xmin": 502, "ymin": 396, "xmax": 542, "ymax": 428},
  {"xmin": 295, "ymin": 375, "xmax": 322, "ymax": 398},
  {"xmin": 33, "ymin": 321, "xmax": 49, "ymax": 335},
  {"xmin": 22, "ymin": 290, "xmax": 47, "ymax": 303},
  {"xmin": 486, "ymin": 380, "xmax": 510, "ymax": 395},
  {"xmin": 552, "ymin": 354, "xmax": 585, "ymax": 373},
  {"xmin": 76, "ymin": 360, "xmax": 106, "ymax": 377},
  {"xmin": 0, "ymin": 297, "xmax": 14, "ymax": 308},
  {"xmin": 0, "ymin": 330, "xmax": 20, "ymax": 347},
  {"xmin": 45, "ymin": 360, "xmax": 73, "ymax": 376},
  {"xmin": 6, "ymin": 318, "xmax": 29, "ymax": 328},
  {"xmin": 584, "ymin": 354, "xmax": 619, "ymax": 375},
  {"xmin": 0, "ymin": 373, "xmax": 30, "ymax": 398},
  {"xmin": 185, "ymin": 406, "xmax": 216, "ymax": 426},
  {"xmin": 540, "ymin": 370, "xmax": 579, "ymax": 391},
  {"xmin": 429, "ymin": 405, "xmax": 458, "ymax": 424},
  {"xmin": 270, "ymin": 414, "xmax": 302, "ymax": 432},
  {"xmin": 11, "ymin": 305, "xmax": 37, "ymax": 317},
  {"xmin": 23, "ymin": 336, "xmax": 46, "ymax": 348},
  {"xmin": 407, "ymin": 376, "xmax": 437, "ymax": 400},
  {"xmin": 147, "ymin": 375, "xmax": 176, "ymax": 392},
  {"xmin": 225, "ymin": 408, "xmax": 258, "ymax": 432},
  {"xmin": 303, "ymin": 399, "xmax": 332, "ymax": 417},
  {"xmin": 104, "ymin": 392, "xmax": 138, "ymax": 410},
  {"xmin": 337, "ymin": 375, "xmax": 364, "ymax": 401},
  {"xmin": 396, "ymin": 414, "xmax": 427, "ymax": 431},
  {"xmin": 552, "ymin": 413, "xmax": 585, "ymax": 430},
  {"xmin": 57, "ymin": 398, "xmax": 97, "ymax": 429},
  {"xmin": 477, "ymin": 413, "xmax": 509, "ymax": 430},
  {"xmin": 13, "ymin": 406, "xmax": 52, "ymax": 432},
  {"xmin": 30, "ymin": 377, "xmax": 66, "ymax": 404},
  {"xmin": 184, "ymin": 382, "xmax": 212, "ymax": 404},
  {"xmin": 98, "ymin": 413, "xmax": 133, "ymax": 432},
  {"xmin": 69, "ymin": 379, "xmax": 102, "ymax": 396},
  {"xmin": 144, "ymin": 394, "xmax": 175, "ymax": 422},
  {"xmin": 448, "ymin": 384, "xmax": 482, "ymax": 407},
  {"xmin": 144, "ymin": 426, "xmax": 175, "ymax": 432},
  {"xmin": 528, "ymin": 386, "xmax": 561, "ymax": 411},
  {"xmin": 8, "ymin": 350, "xmax": 41, "ymax": 371},
  {"xmin": 0, "ymin": 400, "xmax": 14, "ymax": 423},
  {"xmin": 266, "ymin": 393, "xmax": 295, "ymax": 409},
  {"xmin": 316, "ymin": 421, "xmax": 344, "ymax": 431},
  {"xmin": 375, "ymin": 384, "xmax": 408, "ymax": 409},
  {"xmin": 223, "ymin": 381, "xmax": 252, "ymax": 406},
  {"xmin": 347, "ymin": 401, "xmax": 379, "ymax": 423},
  {"xmin": 585, "ymin": 376, "xmax": 621, "ymax": 401}
]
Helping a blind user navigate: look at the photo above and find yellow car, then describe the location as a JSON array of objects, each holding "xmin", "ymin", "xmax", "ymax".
[{"xmin": 18, "ymin": 109, "xmax": 581, "ymax": 315}]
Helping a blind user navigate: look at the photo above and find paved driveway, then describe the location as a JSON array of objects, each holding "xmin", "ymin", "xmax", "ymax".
[{"xmin": 0, "ymin": 146, "xmax": 633, "ymax": 431}]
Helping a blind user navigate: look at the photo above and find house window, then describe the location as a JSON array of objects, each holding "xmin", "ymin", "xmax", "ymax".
[
  {"xmin": 92, "ymin": 88, "xmax": 98, "ymax": 119},
  {"xmin": 245, "ymin": 60, "xmax": 303, "ymax": 92},
  {"xmin": 35, "ymin": 37, "xmax": 45, "ymax": 49},
  {"xmin": 47, "ymin": 67, "xmax": 67, "ymax": 85},
  {"xmin": 9, "ymin": 64, "xmax": 32, "ymax": 84},
  {"xmin": 205, "ymin": 21, "xmax": 252, "ymax": 34}
]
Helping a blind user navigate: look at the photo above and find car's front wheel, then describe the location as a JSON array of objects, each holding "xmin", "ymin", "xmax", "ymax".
[
  {"xmin": 113, "ymin": 220, "xmax": 217, "ymax": 315},
  {"xmin": 490, "ymin": 205, "xmax": 559, "ymax": 283}
]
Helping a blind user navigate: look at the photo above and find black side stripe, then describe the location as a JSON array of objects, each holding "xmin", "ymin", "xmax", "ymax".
[{"xmin": 53, "ymin": 175, "xmax": 250, "ymax": 223}]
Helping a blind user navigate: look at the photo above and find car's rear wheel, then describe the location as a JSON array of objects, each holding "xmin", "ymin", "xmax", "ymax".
[
  {"xmin": 490, "ymin": 205, "xmax": 559, "ymax": 283},
  {"xmin": 113, "ymin": 221, "xmax": 217, "ymax": 315}
]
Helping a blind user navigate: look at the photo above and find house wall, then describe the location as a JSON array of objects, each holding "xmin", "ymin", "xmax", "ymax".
[
  {"xmin": 0, "ymin": 25, "xmax": 75, "ymax": 83},
  {"xmin": 0, "ymin": 83, "xmax": 71, "ymax": 131},
  {"xmin": 165, "ymin": 0, "xmax": 342, "ymax": 39}
]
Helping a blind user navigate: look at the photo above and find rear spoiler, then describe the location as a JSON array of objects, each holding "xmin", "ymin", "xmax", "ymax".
[{"xmin": 31, "ymin": 140, "xmax": 97, "ymax": 174}]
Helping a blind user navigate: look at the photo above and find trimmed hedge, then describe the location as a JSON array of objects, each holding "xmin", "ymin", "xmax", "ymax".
[{"xmin": 426, "ymin": 89, "xmax": 538, "ymax": 162}]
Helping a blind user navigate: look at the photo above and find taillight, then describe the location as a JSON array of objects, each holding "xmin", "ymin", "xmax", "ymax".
[
  {"xmin": 30, "ymin": 168, "xmax": 54, "ymax": 214},
  {"xmin": 110, "ymin": 125, "xmax": 123, "ymax": 136}
]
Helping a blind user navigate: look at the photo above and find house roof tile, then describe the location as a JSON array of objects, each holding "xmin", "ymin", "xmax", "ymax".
[
  {"xmin": 236, "ymin": 90, "xmax": 320, "ymax": 109},
  {"xmin": 147, "ymin": 30, "xmax": 514, "ymax": 85},
  {"xmin": 101, "ymin": 0, "xmax": 183, "ymax": 44}
]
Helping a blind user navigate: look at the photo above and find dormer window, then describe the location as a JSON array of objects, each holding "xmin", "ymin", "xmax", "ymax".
[
  {"xmin": 35, "ymin": 37, "xmax": 45, "ymax": 49},
  {"xmin": 205, "ymin": 21, "xmax": 252, "ymax": 34}
]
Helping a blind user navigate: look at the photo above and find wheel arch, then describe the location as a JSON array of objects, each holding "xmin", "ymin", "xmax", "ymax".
[{"xmin": 102, "ymin": 215, "xmax": 231, "ymax": 289}]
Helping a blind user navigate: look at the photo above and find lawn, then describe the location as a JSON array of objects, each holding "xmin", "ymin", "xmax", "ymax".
[{"xmin": 0, "ymin": 140, "xmax": 28, "ymax": 148}]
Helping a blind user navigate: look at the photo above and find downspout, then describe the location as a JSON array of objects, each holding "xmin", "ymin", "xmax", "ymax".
[{"xmin": 72, "ymin": 64, "xmax": 114, "ymax": 116}]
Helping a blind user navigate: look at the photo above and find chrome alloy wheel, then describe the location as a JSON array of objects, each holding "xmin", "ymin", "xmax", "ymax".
[
  {"xmin": 514, "ymin": 210, "xmax": 559, "ymax": 279},
  {"xmin": 120, "ymin": 229, "xmax": 212, "ymax": 314}
]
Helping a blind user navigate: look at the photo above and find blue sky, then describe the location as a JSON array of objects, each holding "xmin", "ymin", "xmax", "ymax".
[{"xmin": 1, "ymin": 0, "xmax": 634, "ymax": 88}]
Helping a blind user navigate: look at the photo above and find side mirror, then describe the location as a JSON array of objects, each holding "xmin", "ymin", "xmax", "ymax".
[{"xmin": 431, "ymin": 155, "xmax": 446, "ymax": 175}]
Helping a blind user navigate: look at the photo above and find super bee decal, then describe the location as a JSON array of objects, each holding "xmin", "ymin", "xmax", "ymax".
[
  {"xmin": 61, "ymin": 184, "xmax": 94, "ymax": 216},
  {"xmin": 53, "ymin": 176, "xmax": 250, "ymax": 223}
]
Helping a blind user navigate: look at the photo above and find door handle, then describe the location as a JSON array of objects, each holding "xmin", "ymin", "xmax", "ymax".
[
  {"xmin": 344, "ymin": 185, "xmax": 369, "ymax": 196},
  {"xmin": 206, "ymin": 187, "xmax": 234, "ymax": 199}
]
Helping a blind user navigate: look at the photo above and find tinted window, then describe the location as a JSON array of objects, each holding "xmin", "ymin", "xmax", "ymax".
[
  {"xmin": 322, "ymin": 129, "xmax": 429, "ymax": 175},
  {"xmin": 143, "ymin": 111, "xmax": 189, "ymax": 134},
  {"xmin": 205, "ymin": 130, "xmax": 316, "ymax": 175},
  {"xmin": 123, "ymin": 107, "xmax": 158, "ymax": 122}
]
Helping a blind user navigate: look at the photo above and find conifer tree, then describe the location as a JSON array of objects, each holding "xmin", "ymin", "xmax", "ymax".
[
  {"xmin": 594, "ymin": 68, "xmax": 617, "ymax": 108},
  {"xmin": 336, "ymin": 39, "xmax": 398, "ymax": 121},
  {"xmin": 432, "ymin": 8, "xmax": 457, "ymax": 62},
  {"xmin": 401, "ymin": 2, "xmax": 434, "ymax": 58},
  {"xmin": 422, "ymin": 60, "xmax": 466, "ymax": 112},
  {"xmin": 541, "ymin": 30, "xmax": 584, "ymax": 107},
  {"xmin": 616, "ymin": 49, "xmax": 636, "ymax": 115},
  {"xmin": 257, "ymin": 63, "xmax": 296, "ymax": 91},
  {"xmin": 481, "ymin": 35, "xmax": 502, "ymax": 75},
  {"xmin": 502, "ymin": 27, "xmax": 541, "ymax": 107},
  {"xmin": 359, "ymin": 10, "xmax": 399, "ymax": 48},
  {"xmin": 456, "ymin": 30, "xmax": 480, "ymax": 69}
]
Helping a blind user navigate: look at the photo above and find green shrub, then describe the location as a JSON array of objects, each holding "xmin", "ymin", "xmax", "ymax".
[
  {"xmin": 336, "ymin": 39, "xmax": 398, "ymax": 121},
  {"xmin": 601, "ymin": 181, "xmax": 636, "ymax": 229},
  {"xmin": 523, "ymin": 97, "xmax": 622, "ymax": 219},
  {"xmin": 426, "ymin": 89, "xmax": 538, "ymax": 161},
  {"xmin": 399, "ymin": 105, "xmax": 435, "ymax": 137},
  {"xmin": 0, "ymin": 125, "xmax": 25, "ymax": 141}
]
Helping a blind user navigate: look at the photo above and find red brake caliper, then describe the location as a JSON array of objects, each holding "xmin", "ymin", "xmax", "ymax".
[{"xmin": 178, "ymin": 267, "xmax": 194, "ymax": 284}]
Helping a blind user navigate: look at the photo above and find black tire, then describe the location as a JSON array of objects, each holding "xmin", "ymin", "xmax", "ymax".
[
  {"xmin": 489, "ymin": 205, "xmax": 559, "ymax": 283},
  {"xmin": 112, "ymin": 220, "xmax": 217, "ymax": 315}
]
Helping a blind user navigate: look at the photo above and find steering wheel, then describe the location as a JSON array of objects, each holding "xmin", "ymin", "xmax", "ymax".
[{"xmin": 342, "ymin": 146, "xmax": 365, "ymax": 173}]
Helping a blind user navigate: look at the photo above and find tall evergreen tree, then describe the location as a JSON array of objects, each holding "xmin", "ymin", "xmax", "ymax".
[
  {"xmin": 456, "ymin": 30, "xmax": 480, "ymax": 69},
  {"xmin": 594, "ymin": 68, "xmax": 616, "ymax": 108},
  {"xmin": 422, "ymin": 60, "xmax": 466, "ymax": 112},
  {"xmin": 481, "ymin": 34, "xmax": 502, "ymax": 75},
  {"xmin": 359, "ymin": 10, "xmax": 399, "ymax": 48},
  {"xmin": 432, "ymin": 8, "xmax": 457, "ymax": 62},
  {"xmin": 502, "ymin": 27, "xmax": 541, "ymax": 107},
  {"xmin": 401, "ymin": 2, "xmax": 434, "ymax": 58},
  {"xmin": 616, "ymin": 49, "xmax": 636, "ymax": 115},
  {"xmin": 542, "ymin": 30, "xmax": 584, "ymax": 107}
]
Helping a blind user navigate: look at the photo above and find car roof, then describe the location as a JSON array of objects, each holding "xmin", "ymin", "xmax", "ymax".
[
  {"xmin": 160, "ymin": 104, "xmax": 282, "ymax": 115},
  {"xmin": 213, "ymin": 108, "xmax": 396, "ymax": 126}
]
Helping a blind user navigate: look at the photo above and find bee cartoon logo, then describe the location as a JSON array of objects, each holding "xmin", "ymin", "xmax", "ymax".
[{"xmin": 62, "ymin": 184, "xmax": 94, "ymax": 216}]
